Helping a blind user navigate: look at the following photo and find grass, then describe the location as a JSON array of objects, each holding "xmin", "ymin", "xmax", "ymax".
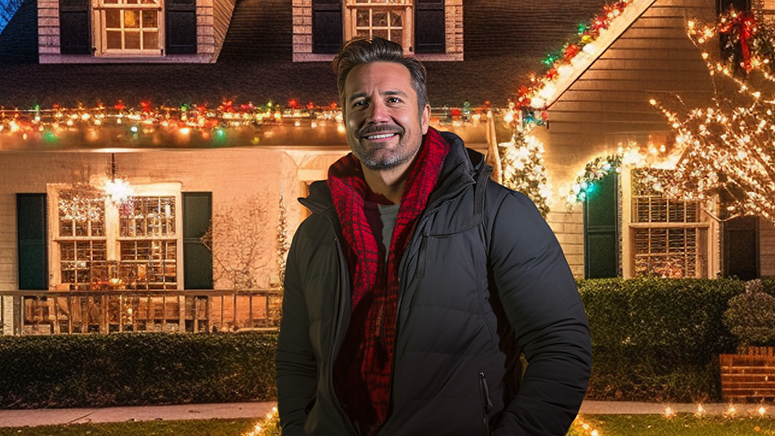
[
  {"xmin": 0, "ymin": 419, "xmax": 259, "ymax": 436},
  {"xmin": 569, "ymin": 414, "xmax": 775, "ymax": 436},
  {"xmin": 4, "ymin": 414, "xmax": 775, "ymax": 436}
]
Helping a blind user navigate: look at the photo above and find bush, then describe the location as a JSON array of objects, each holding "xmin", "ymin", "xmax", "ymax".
[
  {"xmin": 579, "ymin": 277, "xmax": 745, "ymax": 402},
  {"xmin": 0, "ymin": 332, "xmax": 277, "ymax": 409},
  {"xmin": 723, "ymin": 279, "xmax": 775, "ymax": 347}
]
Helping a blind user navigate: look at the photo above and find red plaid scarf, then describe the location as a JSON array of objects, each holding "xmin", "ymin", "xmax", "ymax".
[{"xmin": 328, "ymin": 127, "xmax": 449, "ymax": 435}]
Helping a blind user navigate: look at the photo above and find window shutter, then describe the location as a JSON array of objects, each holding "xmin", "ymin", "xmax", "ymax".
[
  {"xmin": 183, "ymin": 192, "xmax": 213, "ymax": 289},
  {"xmin": 312, "ymin": 0, "xmax": 342, "ymax": 54},
  {"xmin": 59, "ymin": 0, "xmax": 91, "ymax": 55},
  {"xmin": 414, "ymin": 0, "xmax": 444, "ymax": 54},
  {"xmin": 583, "ymin": 172, "xmax": 618, "ymax": 278},
  {"xmin": 17, "ymin": 194, "xmax": 48, "ymax": 290},
  {"xmin": 166, "ymin": 0, "xmax": 197, "ymax": 55}
]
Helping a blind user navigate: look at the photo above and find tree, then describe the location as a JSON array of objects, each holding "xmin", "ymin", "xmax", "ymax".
[
  {"xmin": 201, "ymin": 195, "xmax": 271, "ymax": 290},
  {"xmin": 651, "ymin": 6, "xmax": 775, "ymax": 224}
]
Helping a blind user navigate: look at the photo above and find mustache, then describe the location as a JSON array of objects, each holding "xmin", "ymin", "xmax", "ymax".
[{"xmin": 357, "ymin": 124, "xmax": 405, "ymax": 139}]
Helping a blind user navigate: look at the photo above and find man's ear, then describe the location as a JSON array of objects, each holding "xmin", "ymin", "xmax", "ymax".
[{"xmin": 421, "ymin": 104, "xmax": 430, "ymax": 134}]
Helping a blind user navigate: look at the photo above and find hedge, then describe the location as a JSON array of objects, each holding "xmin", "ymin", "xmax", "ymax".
[
  {"xmin": 2, "ymin": 277, "xmax": 774, "ymax": 408},
  {"xmin": 0, "ymin": 333, "xmax": 277, "ymax": 409},
  {"xmin": 578, "ymin": 277, "xmax": 766, "ymax": 402}
]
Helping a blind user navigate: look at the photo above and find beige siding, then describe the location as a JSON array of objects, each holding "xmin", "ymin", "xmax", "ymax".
[
  {"xmin": 0, "ymin": 193, "xmax": 16, "ymax": 334},
  {"xmin": 547, "ymin": 207, "xmax": 585, "ymax": 278},
  {"xmin": 212, "ymin": 0, "xmax": 238, "ymax": 60},
  {"xmin": 542, "ymin": 0, "xmax": 716, "ymax": 188},
  {"xmin": 761, "ymin": 218, "xmax": 775, "ymax": 277}
]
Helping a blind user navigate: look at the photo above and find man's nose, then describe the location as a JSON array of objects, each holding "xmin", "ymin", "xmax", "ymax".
[{"xmin": 366, "ymin": 101, "xmax": 390, "ymax": 123}]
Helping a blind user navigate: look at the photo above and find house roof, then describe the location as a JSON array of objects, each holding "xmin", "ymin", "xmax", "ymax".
[{"xmin": 0, "ymin": 0, "xmax": 613, "ymax": 109}]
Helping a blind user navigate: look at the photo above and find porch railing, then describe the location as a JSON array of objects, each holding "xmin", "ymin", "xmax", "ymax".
[{"xmin": 0, "ymin": 289, "xmax": 282, "ymax": 336}]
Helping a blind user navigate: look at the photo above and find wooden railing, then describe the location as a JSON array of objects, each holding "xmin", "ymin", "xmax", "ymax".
[{"xmin": 0, "ymin": 289, "xmax": 282, "ymax": 335}]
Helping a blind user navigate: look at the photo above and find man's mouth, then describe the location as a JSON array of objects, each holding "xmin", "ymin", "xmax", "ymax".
[{"xmin": 364, "ymin": 132, "xmax": 398, "ymax": 140}]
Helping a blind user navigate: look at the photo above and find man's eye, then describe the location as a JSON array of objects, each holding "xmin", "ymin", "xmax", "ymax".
[
  {"xmin": 353, "ymin": 100, "xmax": 367, "ymax": 108},
  {"xmin": 387, "ymin": 97, "xmax": 402, "ymax": 103}
]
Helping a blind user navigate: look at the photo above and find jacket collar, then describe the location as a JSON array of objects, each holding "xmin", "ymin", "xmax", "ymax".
[{"xmin": 300, "ymin": 130, "xmax": 491, "ymax": 217}]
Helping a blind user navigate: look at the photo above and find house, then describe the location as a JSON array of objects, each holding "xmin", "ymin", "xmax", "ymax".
[{"xmin": 0, "ymin": 0, "xmax": 771, "ymax": 335}]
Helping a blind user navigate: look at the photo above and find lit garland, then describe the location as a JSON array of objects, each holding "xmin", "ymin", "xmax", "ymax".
[
  {"xmin": 649, "ymin": 5, "xmax": 775, "ymax": 224},
  {"xmin": 566, "ymin": 154, "xmax": 622, "ymax": 205},
  {"xmin": 0, "ymin": 100, "xmax": 496, "ymax": 148},
  {"xmin": 498, "ymin": 130, "xmax": 551, "ymax": 217},
  {"xmin": 510, "ymin": 0, "xmax": 638, "ymax": 128}
]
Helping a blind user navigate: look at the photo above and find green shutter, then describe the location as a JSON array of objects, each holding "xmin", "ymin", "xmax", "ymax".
[
  {"xmin": 183, "ymin": 192, "xmax": 213, "ymax": 289},
  {"xmin": 584, "ymin": 172, "xmax": 618, "ymax": 278},
  {"xmin": 17, "ymin": 194, "xmax": 48, "ymax": 290}
]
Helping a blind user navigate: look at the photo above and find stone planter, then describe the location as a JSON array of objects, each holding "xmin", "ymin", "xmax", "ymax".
[{"xmin": 720, "ymin": 346, "xmax": 775, "ymax": 402}]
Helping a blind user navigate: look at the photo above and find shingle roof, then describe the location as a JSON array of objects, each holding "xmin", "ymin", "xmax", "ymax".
[{"xmin": 0, "ymin": 0, "xmax": 611, "ymax": 108}]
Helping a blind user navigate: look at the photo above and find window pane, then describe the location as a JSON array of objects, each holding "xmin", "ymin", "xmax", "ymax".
[
  {"xmin": 356, "ymin": 9, "xmax": 370, "ymax": 27},
  {"xmin": 390, "ymin": 29, "xmax": 402, "ymax": 44},
  {"xmin": 143, "ymin": 31, "xmax": 158, "ymax": 49},
  {"xmin": 124, "ymin": 10, "xmax": 140, "ymax": 28},
  {"xmin": 107, "ymin": 31, "xmax": 122, "ymax": 49},
  {"xmin": 373, "ymin": 29, "xmax": 388, "ymax": 39},
  {"xmin": 390, "ymin": 10, "xmax": 402, "ymax": 27},
  {"xmin": 373, "ymin": 10, "xmax": 388, "ymax": 27},
  {"xmin": 106, "ymin": 9, "xmax": 120, "ymax": 28},
  {"xmin": 125, "ymin": 31, "xmax": 141, "ymax": 49},
  {"xmin": 142, "ymin": 10, "xmax": 157, "ymax": 28},
  {"xmin": 103, "ymin": 0, "xmax": 118, "ymax": 4},
  {"xmin": 125, "ymin": 0, "xmax": 139, "ymax": 4},
  {"xmin": 356, "ymin": 29, "xmax": 370, "ymax": 38}
]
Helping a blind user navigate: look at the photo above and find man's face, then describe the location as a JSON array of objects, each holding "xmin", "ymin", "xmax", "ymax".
[{"xmin": 343, "ymin": 62, "xmax": 430, "ymax": 171}]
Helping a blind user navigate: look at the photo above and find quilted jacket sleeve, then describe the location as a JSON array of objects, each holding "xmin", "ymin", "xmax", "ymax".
[
  {"xmin": 275, "ymin": 226, "xmax": 318, "ymax": 436},
  {"xmin": 488, "ymin": 191, "xmax": 593, "ymax": 436}
]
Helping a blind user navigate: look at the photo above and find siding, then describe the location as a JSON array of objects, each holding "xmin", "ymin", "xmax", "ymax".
[
  {"xmin": 0, "ymin": 194, "xmax": 16, "ymax": 334},
  {"xmin": 218, "ymin": 0, "xmax": 293, "ymax": 60},
  {"xmin": 212, "ymin": 0, "xmax": 237, "ymax": 60},
  {"xmin": 542, "ymin": 0, "xmax": 716, "ymax": 187}
]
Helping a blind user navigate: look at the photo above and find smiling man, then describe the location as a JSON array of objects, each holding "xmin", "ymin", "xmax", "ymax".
[{"xmin": 275, "ymin": 38, "xmax": 593, "ymax": 436}]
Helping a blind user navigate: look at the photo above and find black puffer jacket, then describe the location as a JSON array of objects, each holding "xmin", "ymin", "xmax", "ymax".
[{"xmin": 276, "ymin": 131, "xmax": 592, "ymax": 435}]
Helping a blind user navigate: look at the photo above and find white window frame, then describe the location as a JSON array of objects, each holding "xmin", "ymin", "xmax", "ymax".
[
  {"xmin": 48, "ymin": 182, "xmax": 183, "ymax": 291},
  {"xmin": 620, "ymin": 167, "xmax": 718, "ymax": 279},
  {"xmin": 91, "ymin": 0, "xmax": 165, "ymax": 57},
  {"xmin": 343, "ymin": 0, "xmax": 413, "ymax": 53}
]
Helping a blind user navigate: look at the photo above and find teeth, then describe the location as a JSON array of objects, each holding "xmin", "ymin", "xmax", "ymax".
[{"xmin": 366, "ymin": 133, "xmax": 395, "ymax": 140}]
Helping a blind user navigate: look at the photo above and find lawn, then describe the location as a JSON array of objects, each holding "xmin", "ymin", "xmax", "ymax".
[
  {"xmin": 3, "ymin": 414, "xmax": 775, "ymax": 435},
  {"xmin": 569, "ymin": 414, "xmax": 775, "ymax": 436}
]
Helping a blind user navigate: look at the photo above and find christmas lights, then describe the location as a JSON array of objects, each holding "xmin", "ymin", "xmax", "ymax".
[{"xmin": 649, "ymin": 6, "xmax": 775, "ymax": 224}]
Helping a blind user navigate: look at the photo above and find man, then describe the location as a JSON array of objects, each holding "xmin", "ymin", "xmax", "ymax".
[{"xmin": 275, "ymin": 37, "xmax": 592, "ymax": 436}]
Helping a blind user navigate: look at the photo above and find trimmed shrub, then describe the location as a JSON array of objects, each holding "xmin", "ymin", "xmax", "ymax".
[
  {"xmin": 0, "ymin": 332, "xmax": 277, "ymax": 409},
  {"xmin": 724, "ymin": 279, "xmax": 775, "ymax": 347}
]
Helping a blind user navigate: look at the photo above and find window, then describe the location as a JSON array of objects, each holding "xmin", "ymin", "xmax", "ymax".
[
  {"xmin": 50, "ymin": 183, "xmax": 182, "ymax": 291},
  {"xmin": 345, "ymin": 0, "xmax": 411, "ymax": 49},
  {"xmin": 629, "ymin": 169, "xmax": 709, "ymax": 278},
  {"xmin": 294, "ymin": 0, "xmax": 462, "ymax": 62},
  {"xmin": 94, "ymin": 0, "xmax": 163, "ymax": 55}
]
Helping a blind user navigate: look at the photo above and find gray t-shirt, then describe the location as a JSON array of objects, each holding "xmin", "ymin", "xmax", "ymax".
[{"xmin": 364, "ymin": 202, "xmax": 402, "ymax": 261}]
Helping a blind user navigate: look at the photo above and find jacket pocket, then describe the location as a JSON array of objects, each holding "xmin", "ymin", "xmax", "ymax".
[{"xmin": 479, "ymin": 372, "xmax": 493, "ymax": 435}]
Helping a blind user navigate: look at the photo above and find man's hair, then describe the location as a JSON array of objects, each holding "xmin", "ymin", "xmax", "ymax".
[{"xmin": 332, "ymin": 37, "xmax": 428, "ymax": 116}]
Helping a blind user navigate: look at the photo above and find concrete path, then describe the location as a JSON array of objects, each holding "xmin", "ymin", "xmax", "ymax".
[
  {"xmin": 1, "ymin": 401, "xmax": 774, "ymax": 428},
  {"xmin": 0, "ymin": 402, "xmax": 276, "ymax": 428}
]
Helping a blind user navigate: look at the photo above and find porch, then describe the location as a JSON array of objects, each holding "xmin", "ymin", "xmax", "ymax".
[{"xmin": 0, "ymin": 289, "xmax": 282, "ymax": 335}]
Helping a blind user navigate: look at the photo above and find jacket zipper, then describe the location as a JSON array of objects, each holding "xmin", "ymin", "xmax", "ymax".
[
  {"xmin": 479, "ymin": 372, "xmax": 493, "ymax": 435},
  {"xmin": 374, "ymin": 182, "xmax": 475, "ymax": 435}
]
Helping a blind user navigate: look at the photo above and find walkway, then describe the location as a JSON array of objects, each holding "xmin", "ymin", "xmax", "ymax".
[{"xmin": 0, "ymin": 401, "xmax": 772, "ymax": 428}]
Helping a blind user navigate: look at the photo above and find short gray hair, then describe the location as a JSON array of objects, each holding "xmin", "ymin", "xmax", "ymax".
[{"xmin": 332, "ymin": 37, "xmax": 428, "ymax": 116}]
